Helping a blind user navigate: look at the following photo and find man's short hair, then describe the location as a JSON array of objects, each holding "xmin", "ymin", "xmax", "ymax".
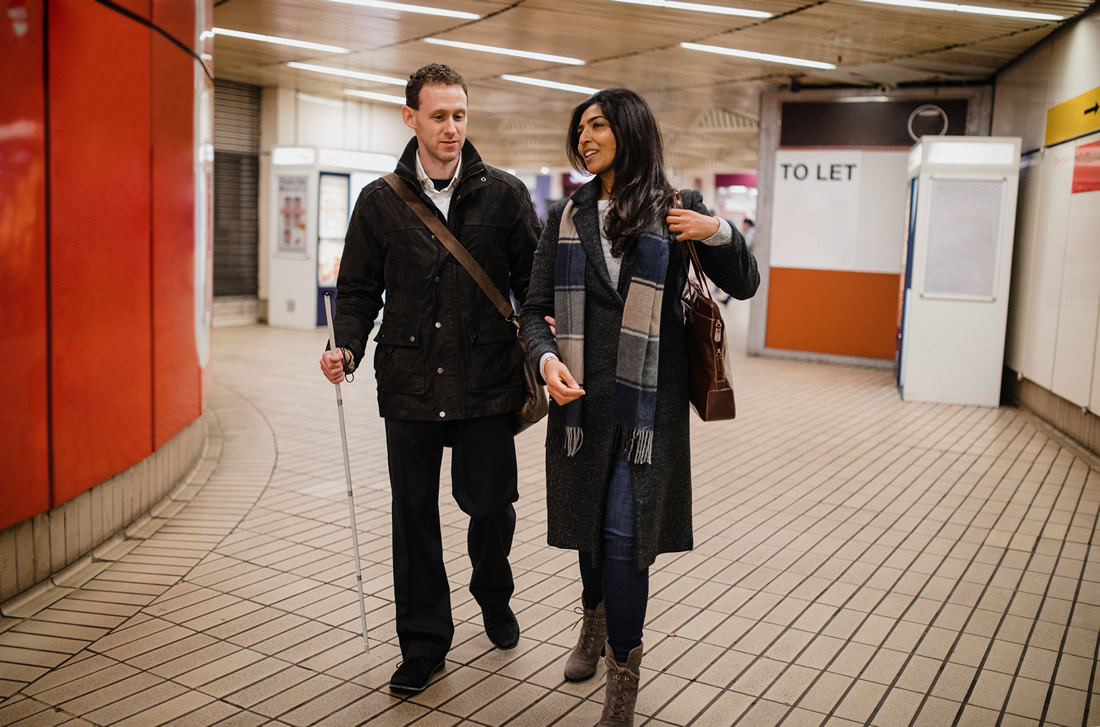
[{"xmin": 406, "ymin": 64, "xmax": 468, "ymax": 109}]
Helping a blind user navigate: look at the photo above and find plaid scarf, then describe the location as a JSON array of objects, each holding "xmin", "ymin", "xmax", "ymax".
[{"xmin": 548, "ymin": 200, "xmax": 668, "ymax": 465}]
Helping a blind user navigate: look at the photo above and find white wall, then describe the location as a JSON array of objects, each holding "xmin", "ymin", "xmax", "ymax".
[
  {"xmin": 998, "ymin": 4, "xmax": 1100, "ymax": 412},
  {"xmin": 257, "ymin": 88, "xmax": 407, "ymax": 306}
]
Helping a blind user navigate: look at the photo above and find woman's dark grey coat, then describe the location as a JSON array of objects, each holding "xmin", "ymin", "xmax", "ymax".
[{"xmin": 519, "ymin": 179, "xmax": 760, "ymax": 568}]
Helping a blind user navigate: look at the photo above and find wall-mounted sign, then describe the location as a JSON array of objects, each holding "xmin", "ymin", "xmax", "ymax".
[
  {"xmin": 772, "ymin": 150, "xmax": 909, "ymax": 274},
  {"xmin": 1045, "ymin": 86, "xmax": 1100, "ymax": 148},
  {"xmin": 780, "ymin": 99, "xmax": 969, "ymax": 148},
  {"xmin": 277, "ymin": 175, "xmax": 308, "ymax": 255},
  {"xmin": 1071, "ymin": 139, "xmax": 1100, "ymax": 195}
]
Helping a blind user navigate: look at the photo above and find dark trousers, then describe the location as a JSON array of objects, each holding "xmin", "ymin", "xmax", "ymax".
[
  {"xmin": 385, "ymin": 413, "xmax": 518, "ymax": 661},
  {"xmin": 579, "ymin": 457, "xmax": 650, "ymax": 662}
]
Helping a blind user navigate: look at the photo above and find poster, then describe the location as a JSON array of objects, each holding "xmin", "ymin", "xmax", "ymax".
[
  {"xmin": 1071, "ymin": 139, "xmax": 1100, "ymax": 195},
  {"xmin": 277, "ymin": 175, "xmax": 308, "ymax": 255},
  {"xmin": 319, "ymin": 174, "xmax": 350, "ymax": 238}
]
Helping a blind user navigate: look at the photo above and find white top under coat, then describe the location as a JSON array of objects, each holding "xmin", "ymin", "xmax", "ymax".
[{"xmin": 415, "ymin": 151, "xmax": 462, "ymax": 220}]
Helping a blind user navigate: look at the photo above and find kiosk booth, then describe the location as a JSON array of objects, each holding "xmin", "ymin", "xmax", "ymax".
[
  {"xmin": 268, "ymin": 147, "xmax": 395, "ymax": 329},
  {"xmin": 897, "ymin": 136, "xmax": 1022, "ymax": 406}
]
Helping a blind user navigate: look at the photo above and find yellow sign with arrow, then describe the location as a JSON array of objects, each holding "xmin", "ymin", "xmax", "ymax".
[{"xmin": 1046, "ymin": 85, "xmax": 1100, "ymax": 147}]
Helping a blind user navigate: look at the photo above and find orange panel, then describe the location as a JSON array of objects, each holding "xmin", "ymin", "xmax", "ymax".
[
  {"xmin": 766, "ymin": 268, "xmax": 901, "ymax": 361},
  {"xmin": 152, "ymin": 0, "xmax": 200, "ymax": 448},
  {"xmin": 49, "ymin": 0, "xmax": 153, "ymax": 505},
  {"xmin": 0, "ymin": 0, "xmax": 49, "ymax": 531}
]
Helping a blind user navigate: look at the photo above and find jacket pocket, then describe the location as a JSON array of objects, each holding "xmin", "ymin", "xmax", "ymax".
[
  {"xmin": 465, "ymin": 319, "xmax": 523, "ymax": 393},
  {"xmin": 373, "ymin": 320, "xmax": 427, "ymax": 394}
]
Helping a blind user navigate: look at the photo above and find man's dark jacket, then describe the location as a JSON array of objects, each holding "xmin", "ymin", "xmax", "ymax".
[{"xmin": 333, "ymin": 137, "xmax": 541, "ymax": 421}]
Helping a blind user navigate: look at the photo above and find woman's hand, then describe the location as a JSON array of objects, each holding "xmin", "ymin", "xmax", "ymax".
[
  {"xmin": 544, "ymin": 358, "xmax": 585, "ymax": 406},
  {"xmin": 545, "ymin": 315, "xmax": 556, "ymax": 337},
  {"xmin": 667, "ymin": 208, "xmax": 720, "ymax": 241}
]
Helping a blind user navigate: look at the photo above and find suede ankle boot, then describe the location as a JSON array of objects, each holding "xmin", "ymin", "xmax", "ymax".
[
  {"xmin": 597, "ymin": 640, "xmax": 643, "ymax": 726},
  {"xmin": 564, "ymin": 601, "xmax": 606, "ymax": 681}
]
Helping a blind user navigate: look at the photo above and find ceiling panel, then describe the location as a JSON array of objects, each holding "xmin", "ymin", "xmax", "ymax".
[{"xmin": 213, "ymin": 0, "xmax": 1094, "ymax": 168}]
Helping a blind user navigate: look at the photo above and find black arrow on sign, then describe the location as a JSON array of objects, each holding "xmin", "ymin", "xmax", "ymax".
[{"xmin": 1086, "ymin": 102, "xmax": 1099, "ymax": 115}]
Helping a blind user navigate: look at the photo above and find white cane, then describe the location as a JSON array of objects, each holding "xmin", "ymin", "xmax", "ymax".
[{"xmin": 324, "ymin": 292, "xmax": 371, "ymax": 653}]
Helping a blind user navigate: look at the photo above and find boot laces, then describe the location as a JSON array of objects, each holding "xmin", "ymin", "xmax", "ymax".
[
  {"xmin": 571, "ymin": 607, "xmax": 603, "ymax": 655},
  {"xmin": 609, "ymin": 669, "xmax": 638, "ymax": 718}
]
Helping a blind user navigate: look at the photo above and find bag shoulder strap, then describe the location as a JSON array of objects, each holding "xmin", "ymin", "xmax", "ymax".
[
  {"xmin": 672, "ymin": 189, "xmax": 715, "ymax": 301},
  {"xmin": 382, "ymin": 173, "xmax": 515, "ymax": 322}
]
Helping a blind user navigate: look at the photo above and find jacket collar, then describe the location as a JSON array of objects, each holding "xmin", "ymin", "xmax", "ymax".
[{"xmin": 396, "ymin": 137, "xmax": 485, "ymax": 189}]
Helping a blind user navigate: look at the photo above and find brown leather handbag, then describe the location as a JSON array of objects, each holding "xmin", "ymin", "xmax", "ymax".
[
  {"xmin": 674, "ymin": 192, "xmax": 736, "ymax": 421},
  {"xmin": 382, "ymin": 174, "xmax": 549, "ymax": 435}
]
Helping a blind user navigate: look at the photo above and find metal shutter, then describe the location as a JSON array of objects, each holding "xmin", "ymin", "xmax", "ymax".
[{"xmin": 213, "ymin": 79, "xmax": 260, "ymax": 297}]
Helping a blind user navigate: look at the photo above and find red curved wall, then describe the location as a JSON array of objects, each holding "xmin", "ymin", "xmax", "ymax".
[
  {"xmin": 0, "ymin": 0, "xmax": 50, "ymax": 529},
  {"xmin": 0, "ymin": 0, "xmax": 207, "ymax": 532}
]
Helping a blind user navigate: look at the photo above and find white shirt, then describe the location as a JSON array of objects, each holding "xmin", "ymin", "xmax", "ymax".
[{"xmin": 415, "ymin": 150, "xmax": 462, "ymax": 220}]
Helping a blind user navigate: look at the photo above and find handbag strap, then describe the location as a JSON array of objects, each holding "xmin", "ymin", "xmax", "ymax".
[
  {"xmin": 382, "ymin": 173, "xmax": 516, "ymax": 324},
  {"xmin": 671, "ymin": 190, "xmax": 715, "ymax": 301}
]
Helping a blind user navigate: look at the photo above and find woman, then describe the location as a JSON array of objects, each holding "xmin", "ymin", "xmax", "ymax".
[{"xmin": 519, "ymin": 88, "xmax": 759, "ymax": 726}]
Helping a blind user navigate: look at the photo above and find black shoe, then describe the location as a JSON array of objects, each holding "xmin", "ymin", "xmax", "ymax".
[
  {"xmin": 483, "ymin": 606, "xmax": 520, "ymax": 650},
  {"xmin": 389, "ymin": 656, "xmax": 444, "ymax": 692}
]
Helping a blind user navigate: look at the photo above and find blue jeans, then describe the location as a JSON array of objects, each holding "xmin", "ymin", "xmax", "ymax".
[{"xmin": 579, "ymin": 457, "xmax": 649, "ymax": 662}]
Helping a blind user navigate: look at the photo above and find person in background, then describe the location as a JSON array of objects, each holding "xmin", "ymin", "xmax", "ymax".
[
  {"xmin": 740, "ymin": 217, "xmax": 755, "ymax": 250},
  {"xmin": 319, "ymin": 63, "xmax": 540, "ymax": 693},
  {"xmin": 520, "ymin": 88, "xmax": 758, "ymax": 726}
]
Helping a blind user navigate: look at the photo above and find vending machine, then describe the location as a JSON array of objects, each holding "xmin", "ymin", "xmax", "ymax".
[
  {"xmin": 896, "ymin": 136, "xmax": 1022, "ymax": 406},
  {"xmin": 268, "ymin": 147, "xmax": 395, "ymax": 329}
]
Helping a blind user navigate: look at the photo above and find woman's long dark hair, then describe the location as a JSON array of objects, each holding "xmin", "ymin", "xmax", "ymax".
[{"xmin": 566, "ymin": 88, "xmax": 677, "ymax": 258}]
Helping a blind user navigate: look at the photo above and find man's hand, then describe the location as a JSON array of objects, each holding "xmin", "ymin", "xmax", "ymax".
[
  {"xmin": 544, "ymin": 358, "xmax": 585, "ymax": 406},
  {"xmin": 320, "ymin": 349, "xmax": 347, "ymax": 384},
  {"xmin": 667, "ymin": 208, "xmax": 720, "ymax": 241}
]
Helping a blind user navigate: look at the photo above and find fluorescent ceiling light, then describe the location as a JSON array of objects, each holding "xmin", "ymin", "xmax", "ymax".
[
  {"xmin": 288, "ymin": 62, "xmax": 406, "ymax": 86},
  {"xmin": 855, "ymin": 0, "xmax": 1062, "ymax": 21},
  {"xmin": 328, "ymin": 0, "xmax": 479, "ymax": 19},
  {"xmin": 425, "ymin": 38, "xmax": 584, "ymax": 65},
  {"xmin": 681, "ymin": 42, "xmax": 836, "ymax": 70},
  {"xmin": 501, "ymin": 74, "xmax": 598, "ymax": 95},
  {"xmin": 344, "ymin": 88, "xmax": 406, "ymax": 104},
  {"xmin": 213, "ymin": 28, "xmax": 349, "ymax": 53},
  {"xmin": 609, "ymin": 0, "xmax": 770, "ymax": 18}
]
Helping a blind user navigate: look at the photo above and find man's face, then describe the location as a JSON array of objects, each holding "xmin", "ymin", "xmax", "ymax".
[{"xmin": 402, "ymin": 83, "xmax": 468, "ymax": 171}]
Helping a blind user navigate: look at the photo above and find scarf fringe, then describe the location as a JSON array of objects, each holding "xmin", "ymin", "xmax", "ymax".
[
  {"xmin": 549, "ymin": 423, "xmax": 585, "ymax": 458},
  {"xmin": 612, "ymin": 423, "xmax": 654, "ymax": 465}
]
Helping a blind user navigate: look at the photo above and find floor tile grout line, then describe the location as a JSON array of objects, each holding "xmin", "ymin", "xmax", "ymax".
[
  {"xmin": 659, "ymin": 385, "xmax": 960, "ymax": 634},
  {"xmin": 993, "ymin": 466, "xmax": 1097, "ymax": 727},
  {"xmin": 167, "ymin": 383, "xmax": 281, "ymax": 591},
  {"xmin": 950, "ymin": 452, "xmax": 1082, "ymax": 725},
  {"xmin": 693, "ymin": 410, "xmax": 1028, "ymax": 724},
  {"xmin": 753, "ymin": 414, "xmax": 1040, "ymax": 726},
  {"xmin": 8, "ymin": 326, "xmax": 1099, "ymax": 727},
  {"xmin": 1086, "ymin": 584, "xmax": 1100, "ymax": 727},
  {"xmin": 886, "ymin": 435, "xmax": 1072, "ymax": 727}
]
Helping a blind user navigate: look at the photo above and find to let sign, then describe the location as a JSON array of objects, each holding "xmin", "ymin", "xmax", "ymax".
[{"xmin": 780, "ymin": 163, "xmax": 858, "ymax": 181}]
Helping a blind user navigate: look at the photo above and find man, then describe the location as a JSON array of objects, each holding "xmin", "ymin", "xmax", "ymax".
[
  {"xmin": 740, "ymin": 217, "xmax": 755, "ymax": 250},
  {"xmin": 319, "ymin": 64, "xmax": 540, "ymax": 692}
]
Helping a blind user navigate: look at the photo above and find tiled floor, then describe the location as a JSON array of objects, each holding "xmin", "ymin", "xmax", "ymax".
[{"xmin": 1, "ymin": 303, "xmax": 1098, "ymax": 726}]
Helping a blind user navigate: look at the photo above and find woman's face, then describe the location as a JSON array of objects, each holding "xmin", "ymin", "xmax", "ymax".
[{"xmin": 576, "ymin": 104, "xmax": 617, "ymax": 177}]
